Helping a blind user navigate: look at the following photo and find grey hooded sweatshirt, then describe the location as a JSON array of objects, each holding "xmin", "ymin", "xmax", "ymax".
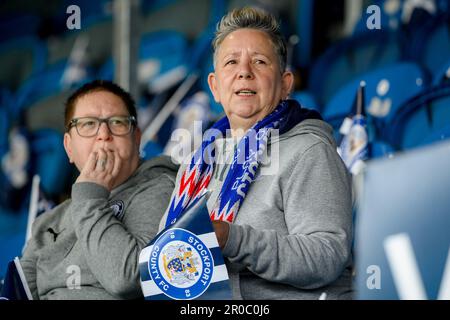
[
  {"xmin": 160, "ymin": 118, "xmax": 353, "ymax": 300},
  {"xmin": 20, "ymin": 155, "xmax": 178, "ymax": 300}
]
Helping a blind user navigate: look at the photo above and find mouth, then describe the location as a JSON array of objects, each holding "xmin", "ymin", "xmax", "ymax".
[{"xmin": 235, "ymin": 89, "xmax": 257, "ymax": 96}]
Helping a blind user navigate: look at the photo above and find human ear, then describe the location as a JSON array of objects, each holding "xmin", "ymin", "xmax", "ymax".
[
  {"xmin": 207, "ymin": 72, "xmax": 221, "ymax": 103},
  {"xmin": 281, "ymin": 71, "xmax": 294, "ymax": 99},
  {"xmin": 63, "ymin": 132, "xmax": 74, "ymax": 163}
]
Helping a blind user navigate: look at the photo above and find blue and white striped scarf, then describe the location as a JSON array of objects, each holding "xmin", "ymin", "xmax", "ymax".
[{"xmin": 164, "ymin": 99, "xmax": 322, "ymax": 227}]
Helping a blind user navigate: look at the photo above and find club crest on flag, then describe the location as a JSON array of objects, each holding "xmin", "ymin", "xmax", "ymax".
[
  {"xmin": 337, "ymin": 82, "xmax": 369, "ymax": 175},
  {"xmin": 149, "ymin": 228, "xmax": 213, "ymax": 299},
  {"xmin": 139, "ymin": 194, "xmax": 232, "ymax": 300}
]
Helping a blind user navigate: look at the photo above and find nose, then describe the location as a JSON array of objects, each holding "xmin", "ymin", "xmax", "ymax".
[
  {"xmin": 238, "ymin": 61, "xmax": 254, "ymax": 80},
  {"xmin": 96, "ymin": 122, "xmax": 112, "ymax": 141}
]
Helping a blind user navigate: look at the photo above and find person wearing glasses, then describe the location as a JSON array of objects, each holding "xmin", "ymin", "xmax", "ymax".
[{"xmin": 20, "ymin": 80, "xmax": 178, "ymax": 299}]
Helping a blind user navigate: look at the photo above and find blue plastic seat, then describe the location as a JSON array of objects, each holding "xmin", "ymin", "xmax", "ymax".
[
  {"xmin": 432, "ymin": 58, "xmax": 450, "ymax": 85},
  {"xmin": 13, "ymin": 60, "xmax": 93, "ymax": 132},
  {"xmin": 388, "ymin": 83, "xmax": 450, "ymax": 150},
  {"xmin": 290, "ymin": 91, "xmax": 321, "ymax": 112},
  {"xmin": 370, "ymin": 140, "xmax": 396, "ymax": 159},
  {"xmin": 409, "ymin": 13, "xmax": 450, "ymax": 76},
  {"xmin": 29, "ymin": 129, "xmax": 73, "ymax": 196},
  {"xmin": 141, "ymin": 141, "xmax": 164, "ymax": 160},
  {"xmin": 45, "ymin": 16, "xmax": 113, "ymax": 71},
  {"xmin": 0, "ymin": 88, "xmax": 13, "ymax": 152},
  {"xmin": 323, "ymin": 62, "xmax": 427, "ymax": 141},
  {"xmin": 99, "ymin": 30, "xmax": 189, "ymax": 94},
  {"xmin": 308, "ymin": 30, "xmax": 407, "ymax": 106},
  {"xmin": 0, "ymin": 228, "xmax": 28, "ymax": 280},
  {"xmin": 0, "ymin": 14, "xmax": 42, "ymax": 42},
  {"xmin": 141, "ymin": 0, "xmax": 181, "ymax": 14},
  {"xmin": 420, "ymin": 123, "xmax": 450, "ymax": 146},
  {"xmin": 0, "ymin": 36, "xmax": 47, "ymax": 92}
]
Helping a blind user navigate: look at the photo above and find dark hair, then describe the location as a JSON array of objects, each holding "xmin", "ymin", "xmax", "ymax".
[{"xmin": 64, "ymin": 80, "xmax": 137, "ymax": 131}]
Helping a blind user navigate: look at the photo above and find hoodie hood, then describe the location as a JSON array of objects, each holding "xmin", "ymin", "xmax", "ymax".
[
  {"xmin": 272, "ymin": 118, "xmax": 337, "ymax": 148},
  {"xmin": 111, "ymin": 155, "xmax": 179, "ymax": 196},
  {"xmin": 280, "ymin": 119, "xmax": 336, "ymax": 146},
  {"xmin": 267, "ymin": 100, "xmax": 334, "ymax": 148},
  {"xmin": 135, "ymin": 155, "xmax": 179, "ymax": 177}
]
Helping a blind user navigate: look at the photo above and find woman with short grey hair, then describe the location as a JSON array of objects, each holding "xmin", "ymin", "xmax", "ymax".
[{"xmin": 160, "ymin": 7, "xmax": 353, "ymax": 300}]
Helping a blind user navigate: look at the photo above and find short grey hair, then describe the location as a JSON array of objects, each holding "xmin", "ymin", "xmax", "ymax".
[{"xmin": 212, "ymin": 7, "xmax": 287, "ymax": 73}]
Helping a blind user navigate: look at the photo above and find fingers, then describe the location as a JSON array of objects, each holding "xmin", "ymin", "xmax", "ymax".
[
  {"xmin": 86, "ymin": 151, "xmax": 98, "ymax": 172},
  {"xmin": 77, "ymin": 147, "xmax": 122, "ymax": 191},
  {"xmin": 95, "ymin": 149, "xmax": 107, "ymax": 172},
  {"xmin": 111, "ymin": 150, "xmax": 121, "ymax": 178},
  {"xmin": 106, "ymin": 150, "xmax": 114, "ymax": 173}
]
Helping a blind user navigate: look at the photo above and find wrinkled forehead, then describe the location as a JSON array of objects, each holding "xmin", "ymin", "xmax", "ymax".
[
  {"xmin": 213, "ymin": 28, "xmax": 282, "ymax": 71},
  {"xmin": 73, "ymin": 90, "xmax": 129, "ymax": 117},
  {"xmin": 216, "ymin": 28, "xmax": 275, "ymax": 55}
]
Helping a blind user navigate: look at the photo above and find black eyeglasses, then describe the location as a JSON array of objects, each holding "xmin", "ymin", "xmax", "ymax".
[{"xmin": 67, "ymin": 116, "xmax": 136, "ymax": 137}]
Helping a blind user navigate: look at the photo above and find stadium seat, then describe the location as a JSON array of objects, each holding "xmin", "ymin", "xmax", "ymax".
[
  {"xmin": 0, "ymin": 14, "xmax": 42, "ymax": 42},
  {"xmin": 0, "ymin": 37, "xmax": 47, "ymax": 92},
  {"xmin": 141, "ymin": 141, "xmax": 164, "ymax": 160},
  {"xmin": 323, "ymin": 62, "xmax": 427, "ymax": 141},
  {"xmin": 0, "ymin": 127, "xmax": 70, "ymax": 278},
  {"xmin": 421, "ymin": 123, "xmax": 450, "ymax": 147},
  {"xmin": 308, "ymin": 30, "xmax": 407, "ymax": 106},
  {"xmin": 46, "ymin": 16, "xmax": 113, "ymax": 70},
  {"xmin": 388, "ymin": 83, "xmax": 450, "ymax": 150},
  {"xmin": 432, "ymin": 58, "xmax": 450, "ymax": 85},
  {"xmin": 0, "ymin": 226, "xmax": 28, "ymax": 280},
  {"xmin": 290, "ymin": 90, "xmax": 321, "ymax": 112},
  {"xmin": 370, "ymin": 140, "xmax": 396, "ymax": 159},
  {"xmin": 99, "ymin": 30, "xmax": 189, "ymax": 94},
  {"xmin": 29, "ymin": 129, "xmax": 73, "ymax": 196},
  {"xmin": 0, "ymin": 105, "xmax": 9, "ymax": 158},
  {"xmin": 14, "ymin": 60, "xmax": 93, "ymax": 133},
  {"xmin": 140, "ymin": 0, "xmax": 218, "ymax": 41},
  {"xmin": 409, "ymin": 12, "xmax": 450, "ymax": 77},
  {"xmin": 0, "ymin": 88, "xmax": 13, "ymax": 153}
]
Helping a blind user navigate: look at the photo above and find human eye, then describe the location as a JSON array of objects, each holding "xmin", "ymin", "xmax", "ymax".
[
  {"xmin": 79, "ymin": 118, "xmax": 98, "ymax": 128},
  {"xmin": 109, "ymin": 116, "xmax": 128, "ymax": 127},
  {"xmin": 224, "ymin": 59, "xmax": 236, "ymax": 66},
  {"xmin": 109, "ymin": 117, "xmax": 130, "ymax": 128},
  {"xmin": 254, "ymin": 59, "xmax": 267, "ymax": 65}
]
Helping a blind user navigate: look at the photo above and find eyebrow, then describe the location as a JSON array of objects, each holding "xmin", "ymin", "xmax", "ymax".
[
  {"xmin": 72, "ymin": 114, "xmax": 130, "ymax": 119},
  {"xmin": 221, "ymin": 51, "xmax": 271, "ymax": 60}
]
